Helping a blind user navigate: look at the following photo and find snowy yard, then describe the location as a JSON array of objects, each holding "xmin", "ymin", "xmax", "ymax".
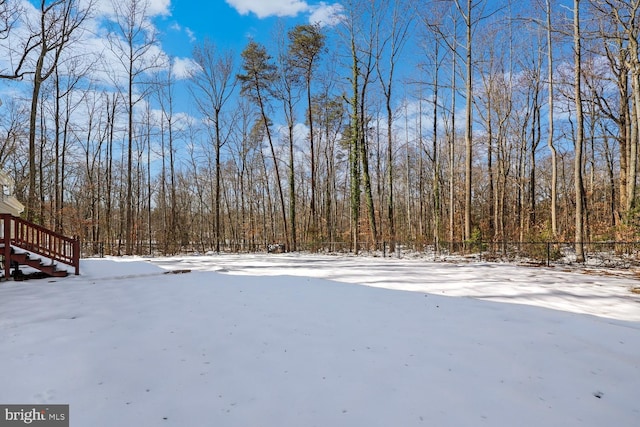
[{"xmin": 1, "ymin": 254, "xmax": 639, "ymax": 426}]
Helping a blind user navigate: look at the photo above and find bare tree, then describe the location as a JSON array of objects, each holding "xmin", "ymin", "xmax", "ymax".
[
  {"xmin": 107, "ymin": 0, "xmax": 164, "ymax": 254},
  {"xmin": 342, "ymin": 0, "xmax": 384, "ymax": 249},
  {"xmin": 0, "ymin": 0, "xmax": 37, "ymax": 80},
  {"xmin": 190, "ymin": 39, "xmax": 236, "ymax": 253},
  {"xmin": 154, "ymin": 60, "xmax": 180, "ymax": 253},
  {"xmin": 476, "ymin": 21, "xmax": 513, "ymax": 242},
  {"xmin": 593, "ymin": 20, "xmax": 631, "ymax": 227},
  {"xmin": 377, "ymin": 0, "xmax": 412, "ymax": 252},
  {"xmin": 52, "ymin": 57, "xmax": 91, "ymax": 233},
  {"xmin": 77, "ymin": 89, "xmax": 107, "ymax": 254},
  {"xmin": 590, "ymin": 0, "xmax": 640, "ymax": 218},
  {"xmin": 0, "ymin": 97, "xmax": 27, "ymax": 166},
  {"xmin": 25, "ymin": 0, "xmax": 92, "ymax": 221},
  {"xmin": 453, "ymin": 0, "xmax": 476, "ymax": 242},
  {"xmin": 0, "ymin": 0, "xmax": 16, "ymax": 41}
]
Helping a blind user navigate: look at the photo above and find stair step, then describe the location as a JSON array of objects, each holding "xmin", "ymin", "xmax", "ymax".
[
  {"xmin": 9, "ymin": 252, "xmax": 69, "ymax": 279},
  {"xmin": 36, "ymin": 263, "xmax": 68, "ymax": 277},
  {"xmin": 11, "ymin": 252, "xmax": 30, "ymax": 263}
]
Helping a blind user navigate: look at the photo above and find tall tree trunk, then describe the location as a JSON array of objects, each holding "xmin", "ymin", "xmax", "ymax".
[
  {"xmin": 54, "ymin": 72, "xmax": 61, "ymax": 232},
  {"xmin": 360, "ymin": 128, "xmax": 377, "ymax": 246},
  {"xmin": 146, "ymin": 106, "xmax": 152, "ymax": 255},
  {"xmin": 260, "ymin": 110, "xmax": 289, "ymax": 250},
  {"xmin": 125, "ymin": 56, "xmax": 134, "ymax": 255},
  {"xmin": 433, "ymin": 62, "xmax": 440, "ymax": 251},
  {"xmin": 628, "ymin": 73, "xmax": 639, "ymax": 209},
  {"xmin": 463, "ymin": 0, "xmax": 473, "ymax": 241},
  {"xmin": 618, "ymin": 64, "xmax": 629, "ymax": 215},
  {"xmin": 308, "ymin": 79, "xmax": 316, "ymax": 238},
  {"xmin": 486, "ymin": 86, "xmax": 495, "ymax": 240},
  {"xmin": 574, "ymin": 0, "xmax": 585, "ymax": 262},
  {"xmin": 358, "ymin": 67, "xmax": 377, "ymax": 246},
  {"xmin": 350, "ymin": 36, "xmax": 360, "ymax": 252},
  {"xmin": 168, "ymin": 109, "xmax": 176, "ymax": 253},
  {"xmin": 546, "ymin": 0, "xmax": 558, "ymax": 236},
  {"xmin": 106, "ymin": 95, "xmax": 116, "ymax": 254},
  {"xmin": 215, "ymin": 109, "xmax": 222, "ymax": 253},
  {"xmin": 27, "ymin": 62, "xmax": 43, "ymax": 222},
  {"xmin": 386, "ymin": 94, "xmax": 395, "ymax": 252},
  {"xmin": 530, "ymin": 83, "xmax": 541, "ymax": 230},
  {"xmin": 449, "ymin": 29, "xmax": 457, "ymax": 248},
  {"xmin": 602, "ymin": 130, "xmax": 617, "ymax": 227},
  {"xmin": 288, "ymin": 116, "xmax": 296, "ymax": 251}
]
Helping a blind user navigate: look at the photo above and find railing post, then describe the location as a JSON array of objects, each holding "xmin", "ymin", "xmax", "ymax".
[
  {"xmin": 73, "ymin": 236, "xmax": 80, "ymax": 275},
  {"xmin": 3, "ymin": 214, "xmax": 12, "ymax": 280}
]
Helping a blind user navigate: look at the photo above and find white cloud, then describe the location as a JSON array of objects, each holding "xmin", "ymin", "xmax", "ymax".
[
  {"xmin": 225, "ymin": 0, "xmax": 344, "ymax": 27},
  {"xmin": 147, "ymin": 0, "xmax": 171, "ymax": 17},
  {"xmin": 225, "ymin": 0, "xmax": 310, "ymax": 18},
  {"xmin": 185, "ymin": 28, "xmax": 196, "ymax": 43},
  {"xmin": 92, "ymin": 0, "xmax": 171, "ymax": 19},
  {"xmin": 308, "ymin": 2, "xmax": 344, "ymax": 27},
  {"xmin": 172, "ymin": 57, "xmax": 199, "ymax": 80},
  {"xmin": 169, "ymin": 22, "xmax": 196, "ymax": 43}
]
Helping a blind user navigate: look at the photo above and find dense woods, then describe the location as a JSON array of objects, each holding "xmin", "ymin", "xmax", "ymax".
[{"xmin": 1, "ymin": 0, "xmax": 640, "ymax": 256}]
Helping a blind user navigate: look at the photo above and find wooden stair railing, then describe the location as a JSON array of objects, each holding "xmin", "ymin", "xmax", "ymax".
[{"xmin": 1, "ymin": 214, "xmax": 80, "ymax": 279}]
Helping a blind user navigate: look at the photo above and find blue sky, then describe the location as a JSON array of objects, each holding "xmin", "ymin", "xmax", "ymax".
[
  {"xmin": 156, "ymin": 1, "xmax": 343, "ymax": 59},
  {"xmin": 0, "ymin": 0, "xmax": 346, "ymax": 156},
  {"xmin": 132, "ymin": 0, "xmax": 346, "ymax": 129}
]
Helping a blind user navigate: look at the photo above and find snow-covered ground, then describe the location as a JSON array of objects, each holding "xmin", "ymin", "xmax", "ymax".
[{"xmin": 1, "ymin": 253, "xmax": 639, "ymax": 426}]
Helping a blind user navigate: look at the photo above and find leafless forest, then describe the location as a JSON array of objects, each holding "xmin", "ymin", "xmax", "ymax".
[{"xmin": 1, "ymin": 0, "xmax": 639, "ymax": 259}]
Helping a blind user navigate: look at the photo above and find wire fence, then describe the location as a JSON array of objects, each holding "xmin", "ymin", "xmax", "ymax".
[
  {"xmin": 81, "ymin": 240, "xmax": 640, "ymax": 269},
  {"xmin": 427, "ymin": 241, "xmax": 640, "ymax": 269}
]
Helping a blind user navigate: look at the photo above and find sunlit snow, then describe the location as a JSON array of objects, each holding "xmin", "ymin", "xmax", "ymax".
[{"xmin": 1, "ymin": 254, "xmax": 638, "ymax": 426}]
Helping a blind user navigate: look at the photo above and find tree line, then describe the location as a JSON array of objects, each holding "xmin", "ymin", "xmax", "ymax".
[{"xmin": 0, "ymin": 0, "xmax": 639, "ymax": 258}]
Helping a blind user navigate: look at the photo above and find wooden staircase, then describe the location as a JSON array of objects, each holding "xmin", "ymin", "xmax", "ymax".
[
  {"xmin": 9, "ymin": 251, "xmax": 70, "ymax": 279},
  {"xmin": 1, "ymin": 214, "xmax": 80, "ymax": 280}
]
